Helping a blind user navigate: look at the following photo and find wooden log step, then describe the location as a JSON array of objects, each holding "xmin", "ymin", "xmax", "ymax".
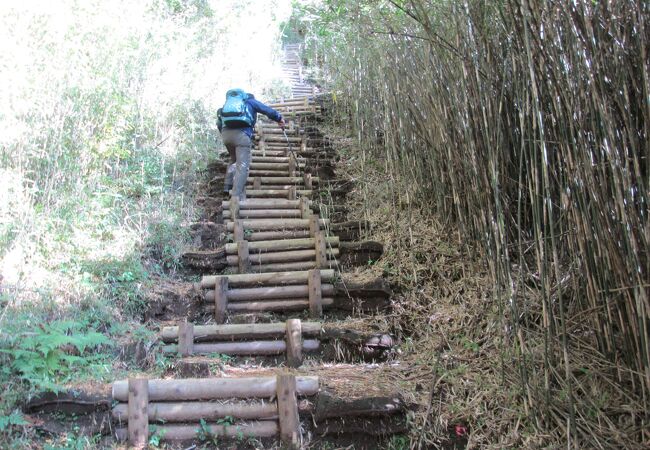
[
  {"xmin": 224, "ymin": 237, "xmax": 339, "ymax": 254},
  {"xmin": 201, "ymin": 269, "xmax": 336, "ymax": 289},
  {"xmin": 245, "ymin": 189, "xmax": 313, "ymax": 199},
  {"xmin": 226, "ymin": 248, "xmax": 339, "ymax": 265},
  {"xmin": 236, "ymin": 261, "xmax": 324, "ymax": 273},
  {"xmin": 226, "ymin": 218, "xmax": 329, "ymax": 232},
  {"xmin": 228, "ymin": 229, "xmax": 312, "ymax": 241},
  {"xmin": 205, "ymin": 298, "xmax": 334, "ymax": 313},
  {"xmin": 248, "ymin": 170, "xmax": 295, "ymax": 177},
  {"xmin": 255, "ymin": 135, "xmax": 303, "ymax": 141},
  {"xmin": 113, "ymin": 400, "xmax": 278, "ymax": 422},
  {"xmin": 112, "ymin": 376, "xmax": 319, "ymax": 401},
  {"xmin": 115, "ymin": 421, "xmax": 278, "ymax": 441},
  {"xmin": 161, "ymin": 321, "xmax": 323, "ymax": 342},
  {"xmin": 252, "ymin": 156, "xmax": 307, "ymax": 163},
  {"xmin": 223, "ymin": 209, "xmax": 303, "ymax": 219},
  {"xmin": 162, "ymin": 339, "xmax": 320, "ymax": 356},
  {"xmin": 249, "ymin": 162, "xmax": 305, "ymax": 170},
  {"xmin": 204, "ymin": 284, "xmax": 335, "ymax": 301},
  {"xmin": 244, "ymin": 176, "xmax": 319, "ymax": 185},
  {"xmin": 251, "ymin": 150, "xmax": 287, "ymax": 157},
  {"xmin": 222, "ymin": 199, "xmax": 304, "ymax": 209}
]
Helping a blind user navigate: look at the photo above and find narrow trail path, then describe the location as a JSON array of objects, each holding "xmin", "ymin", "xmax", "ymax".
[{"xmin": 31, "ymin": 44, "xmax": 409, "ymax": 449}]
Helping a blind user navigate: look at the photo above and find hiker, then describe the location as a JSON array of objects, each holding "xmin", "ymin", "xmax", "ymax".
[{"xmin": 217, "ymin": 89, "xmax": 286, "ymax": 199}]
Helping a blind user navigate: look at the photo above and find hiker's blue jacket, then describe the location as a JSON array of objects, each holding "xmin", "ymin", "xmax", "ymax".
[{"xmin": 218, "ymin": 95, "xmax": 283, "ymax": 138}]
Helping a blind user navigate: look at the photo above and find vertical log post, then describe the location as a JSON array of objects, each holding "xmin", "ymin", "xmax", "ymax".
[
  {"xmin": 288, "ymin": 154, "xmax": 297, "ymax": 177},
  {"xmin": 253, "ymin": 177, "xmax": 261, "ymax": 190},
  {"xmin": 214, "ymin": 277, "xmax": 229, "ymax": 324},
  {"xmin": 178, "ymin": 321, "xmax": 194, "ymax": 357},
  {"xmin": 230, "ymin": 195, "xmax": 240, "ymax": 221},
  {"xmin": 237, "ymin": 241, "xmax": 251, "ymax": 274},
  {"xmin": 300, "ymin": 137, "xmax": 307, "ymax": 154},
  {"xmin": 300, "ymin": 197, "xmax": 311, "ymax": 219},
  {"xmin": 259, "ymin": 138, "xmax": 266, "ymax": 155},
  {"xmin": 303, "ymin": 173, "xmax": 313, "ymax": 190},
  {"xmin": 128, "ymin": 378, "xmax": 148, "ymax": 448},
  {"xmin": 233, "ymin": 220, "xmax": 245, "ymax": 242},
  {"xmin": 309, "ymin": 214, "xmax": 320, "ymax": 237},
  {"xmin": 308, "ymin": 269, "xmax": 323, "ymax": 318},
  {"xmin": 287, "ymin": 186, "xmax": 297, "ymax": 200},
  {"xmin": 276, "ymin": 374, "xmax": 300, "ymax": 449},
  {"xmin": 314, "ymin": 231, "xmax": 328, "ymax": 268},
  {"xmin": 285, "ymin": 319, "xmax": 303, "ymax": 368}
]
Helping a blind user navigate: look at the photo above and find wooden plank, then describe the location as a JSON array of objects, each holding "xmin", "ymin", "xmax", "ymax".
[
  {"xmin": 128, "ymin": 378, "xmax": 148, "ymax": 448},
  {"xmin": 224, "ymin": 237, "xmax": 339, "ymax": 254},
  {"xmin": 162, "ymin": 339, "xmax": 320, "ymax": 356},
  {"xmin": 308, "ymin": 269, "xmax": 323, "ymax": 318},
  {"xmin": 178, "ymin": 321, "xmax": 194, "ymax": 356},
  {"xmin": 276, "ymin": 374, "xmax": 300, "ymax": 449},
  {"xmin": 285, "ymin": 319, "xmax": 303, "ymax": 368},
  {"xmin": 237, "ymin": 241, "xmax": 251, "ymax": 274},
  {"xmin": 204, "ymin": 284, "xmax": 335, "ymax": 302},
  {"xmin": 226, "ymin": 247, "xmax": 339, "ymax": 266},
  {"xmin": 116, "ymin": 421, "xmax": 278, "ymax": 441},
  {"xmin": 214, "ymin": 277, "xmax": 228, "ymax": 324}
]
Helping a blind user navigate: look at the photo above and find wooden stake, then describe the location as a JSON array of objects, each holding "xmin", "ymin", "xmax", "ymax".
[
  {"xmin": 300, "ymin": 197, "xmax": 311, "ymax": 219},
  {"xmin": 128, "ymin": 378, "xmax": 148, "ymax": 448},
  {"xmin": 253, "ymin": 177, "xmax": 261, "ymax": 190},
  {"xmin": 230, "ymin": 195, "xmax": 240, "ymax": 221},
  {"xmin": 314, "ymin": 231, "xmax": 328, "ymax": 268},
  {"xmin": 285, "ymin": 319, "xmax": 303, "ymax": 368},
  {"xmin": 308, "ymin": 269, "xmax": 323, "ymax": 318},
  {"xmin": 237, "ymin": 241, "xmax": 251, "ymax": 273},
  {"xmin": 276, "ymin": 374, "xmax": 300, "ymax": 449},
  {"xmin": 288, "ymin": 154, "xmax": 297, "ymax": 177},
  {"xmin": 214, "ymin": 277, "xmax": 228, "ymax": 324},
  {"xmin": 178, "ymin": 322, "xmax": 194, "ymax": 356},
  {"xmin": 287, "ymin": 186, "xmax": 297, "ymax": 200},
  {"xmin": 303, "ymin": 173, "xmax": 313, "ymax": 190},
  {"xmin": 309, "ymin": 214, "xmax": 320, "ymax": 237},
  {"xmin": 233, "ymin": 220, "xmax": 245, "ymax": 242}
]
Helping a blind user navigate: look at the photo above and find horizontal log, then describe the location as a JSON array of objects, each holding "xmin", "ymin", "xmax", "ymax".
[
  {"xmin": 248, "ymin": 170, "xmax": 295, "ymax": 177},
  {"xmin": 222, "ymin": 199, "xmax": 304, "ymax": 209},
  {"xmin": 226, "ymin": 248, "xmax": 339, "ymax": 265},
  {"xmin": 115, "ymin": 421, "xmax": 278, "ymax": 441},
  {"xmin": 224, "ymin": 237, "xmax": 339, "ymax": 254},
  {"xmin": 112, "ymin": 376, "xmax": 319, "ymax": 402},
  {"xmin": 252, "ymin": 156, "xmax": 306, "ymax": 163},
  {"xmin": 162, "ymin": 339, "xmax": 320, "ymax": 355},
  {"xmin": 161, "ymin": 321, "xmax": 323, "ymax": 342},
  {"xmin": 226, "ymin": 218, "xmax": 328, "ymax": 232},
  {"xmin": 245, "ymin": 176, "xmax": 319, "ymax": 185},
  {"xmin": 204, "ymin": 284, "xmax": 335, "ymax": 301},
  {"xmin": 229, "ymin": 229, "xmax": 312, "ymax": 241},
  {"xmin": 201, "ymin": 269, "xmax": 336, "ymax": 288},
  {"xmin": 223, "ymin": 209, "xmax": 302, "ymax": 219},
  {"xmin": 251, "ymin": 150, "xmax": 286, "ymax": 157},
  {"xmin": 249, "ymin": 162, "xmax": 305, "ymax": 170},
  {"xmin": 237, "ymin": 261, "xmax": 322, "ymax": 273},
  {"xmin": 217, "ymin": 297, "xmax": 334, "ymax": 312},
  {"xmin": 113, "ymin": 401, "xmax": 277, "ymax": 422},
  {"xmin": 245, "ymin": 189, "xmax": 312, "ymax": 198}
]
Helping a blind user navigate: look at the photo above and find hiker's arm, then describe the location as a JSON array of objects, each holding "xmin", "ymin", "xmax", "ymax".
[{"xmin": 249, "ymin": 99, "xmax": 283, "ymax": 123}]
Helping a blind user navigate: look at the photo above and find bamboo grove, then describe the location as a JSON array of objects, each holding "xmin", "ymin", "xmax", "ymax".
[{"xmin": 300, "ymin": 0, "xmax": 648, "ymax": 447}]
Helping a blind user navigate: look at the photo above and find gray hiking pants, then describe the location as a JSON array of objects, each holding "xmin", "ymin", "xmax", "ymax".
[{"xmin": 222, "ymin": 129, "xmax": 252, "ymax": 198}]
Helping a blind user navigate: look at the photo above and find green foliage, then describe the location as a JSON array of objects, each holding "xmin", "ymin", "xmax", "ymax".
[
  {"xmin": 0, "ymin": 320, "xmax": 112, "ymax": 392},
  {"xmin": 0, "ymin": 411, "xmax": 27, "ymax": 432}
]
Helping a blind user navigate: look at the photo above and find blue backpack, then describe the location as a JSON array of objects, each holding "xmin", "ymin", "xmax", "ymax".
[{"xmin": 221, "ymin": 88, "xmax": 254, "ymax": 128}]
